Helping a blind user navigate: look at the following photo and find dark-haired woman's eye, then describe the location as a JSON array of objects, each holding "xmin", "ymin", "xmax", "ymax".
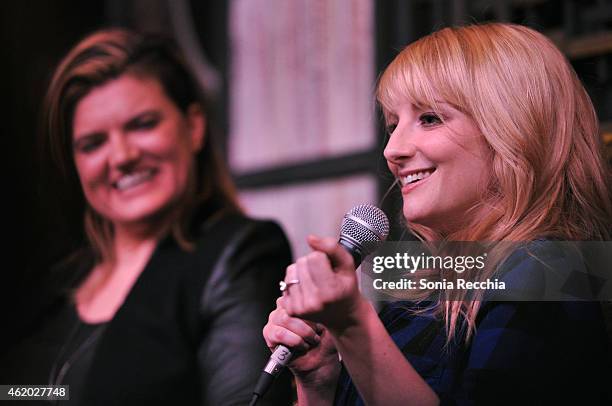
[
  {"xmin": 133, "ymin": 117, "xmax": 159, "ymax": 130},
  {"xmin": 419, "ymin": 113, "xmax": 442, "ymax": 127},
  {"xmin": 126, "ymin": 112, "xmax": 160, "ymax": 132},
  {"xmin": 74, "ymin": 134, "xmax": 105, "ymax": 154},
  {"xmin": 385, "ymin": 123, "xmax": 397, "ymax": 135}
]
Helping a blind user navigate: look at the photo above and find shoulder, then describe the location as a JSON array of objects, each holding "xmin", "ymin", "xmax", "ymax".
[
  {"xmin": 488, "ymin": 240, "xmax": 604, "ymax": 301},
  {"xmin": 191, "ymin": 211, "xmax": 292, "ymax": 315},
  {"xmin": 472, "ymin": 241, "xmax": 608, "ymax": 367},
  {"xmin": 480, "ymin": 239, "xmax": 606, "ymax": 330},
  {"xmin": 179, "ymin": 210, "xmax": 291, "ymax": 285},
  {"xmin": 194, "ymin": 210, "xmax": 289, "ymax": 248},
  {"xmin": 496, "ymin": 239, "xmax": 568, "ymax": 279},
  {"xmin": 474, "ymin": 300, "xmax": 606, "ymax": 346}
]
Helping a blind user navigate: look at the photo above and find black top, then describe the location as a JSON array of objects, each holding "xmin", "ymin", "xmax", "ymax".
[
  {"xmin": 48, "ymin": 303, "xmax": 107, "ymax": 406},
  {"xmin": 3, "ymin": 209, "xmax": 294, "ymax": 406}
]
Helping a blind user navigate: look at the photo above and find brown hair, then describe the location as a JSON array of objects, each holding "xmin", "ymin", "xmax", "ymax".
[
  {"xmin": 44, "ymin": 28, "xmax": 241, "ymax": 263},
  {"xmin": 377, "ymin": 23, "xmax": 612, "ymax": 342}
]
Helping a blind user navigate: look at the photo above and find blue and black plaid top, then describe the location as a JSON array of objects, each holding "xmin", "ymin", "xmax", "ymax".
[{"xmin": 334, "ymin": 245, "xmax": 611, "ymax": 405}]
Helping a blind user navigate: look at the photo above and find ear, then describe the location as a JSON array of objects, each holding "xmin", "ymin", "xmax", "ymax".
[{"xmin": 186, "ymin": 103, "xmax": 206, "ymax": 152}]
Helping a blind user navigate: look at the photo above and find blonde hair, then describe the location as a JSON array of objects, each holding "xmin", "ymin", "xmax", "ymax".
[
  {"xmin": 377, "ymin": 23, "xmax": 612, "ymax": 342},
  {"xmin": 44, "ymin": 29, "xmax": 241, "ymax": 264}
]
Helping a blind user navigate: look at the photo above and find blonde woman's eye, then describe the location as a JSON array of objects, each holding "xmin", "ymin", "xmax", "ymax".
[
  {"xmin": 419, "ymin": 113, "xmax": 442, "ymax": 127},
  {"xmin": 385, "ymin": 123, "xmax": 397, "ymax": 135}
]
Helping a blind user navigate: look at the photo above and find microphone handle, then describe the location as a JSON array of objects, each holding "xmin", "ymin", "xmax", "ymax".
[{"xmin": 251, "ymin": 345, "xmax": 293, "ymax": 401}]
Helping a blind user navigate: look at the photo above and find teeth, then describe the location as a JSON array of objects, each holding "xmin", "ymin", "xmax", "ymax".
[
  {"xmin": 115, "ymin": 170, "xmax": 154, "ymax": 190},
  {"xmin": 402, "ymin": 170, "xmax": 434, "ymax": 185}
]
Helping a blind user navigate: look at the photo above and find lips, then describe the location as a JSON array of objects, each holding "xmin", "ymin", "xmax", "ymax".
[
  {"xmin": 400, "ymin": 168, "xmax": 436, "ymax": 186},
  {"xmin": 113, "ymin": 169, "xmax": 156, "ymax": 191}
]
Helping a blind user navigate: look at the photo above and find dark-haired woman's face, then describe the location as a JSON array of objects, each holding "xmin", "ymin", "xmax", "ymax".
[{"xmin": 72, "ymin": 74, "xmax": 204, "ymax": 229}]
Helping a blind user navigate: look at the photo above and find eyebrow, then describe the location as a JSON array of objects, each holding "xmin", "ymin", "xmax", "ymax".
[
  {"xmin": 73, "ymin": 109, "xmax": 161, "ymax": 141},
  {"xmin": 432, "ymin": 100, "xmax": 464, "ymax": 110},
  {"xmin": 73, "ymin": 128, "xmax": 103, "ymax": 142}
]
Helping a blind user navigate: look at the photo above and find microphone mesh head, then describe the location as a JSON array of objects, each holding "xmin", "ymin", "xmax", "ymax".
[{"xmin": 340, "ymin": 205, "xmax": 389, "ymax": 253}]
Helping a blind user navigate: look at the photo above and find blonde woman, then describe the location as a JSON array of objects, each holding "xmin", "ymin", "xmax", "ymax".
[{"xmin": 264, "ymin": 23, "xmax": 611, "ymax": 404}]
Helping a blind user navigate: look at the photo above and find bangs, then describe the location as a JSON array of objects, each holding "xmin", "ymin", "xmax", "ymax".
[{"xmin": 376, "ymin": 28, "xmax": 470, "ymax": 120}]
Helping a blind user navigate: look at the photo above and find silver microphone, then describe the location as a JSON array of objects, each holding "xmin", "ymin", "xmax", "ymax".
[{"xmin": 338, "ymin": 204, "xmax": 390, "ymax": 265}]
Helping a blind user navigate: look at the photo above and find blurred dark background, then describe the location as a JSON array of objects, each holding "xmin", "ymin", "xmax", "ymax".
[{"xmin": 1, "ymin": 0, "xmax": 611, "ymax": 356}]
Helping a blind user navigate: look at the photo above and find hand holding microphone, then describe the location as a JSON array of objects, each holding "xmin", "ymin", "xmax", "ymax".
[
  {"xmin": 264, "ymin": 298, "xmax": 339, "ymax": 385},
  {"xmin": 281, "ymin": 204, "xmax": 389, "ymax": 330},
  {"xmin": 253, "ymin": 205, "xmax": 389, "ymax": 405}
]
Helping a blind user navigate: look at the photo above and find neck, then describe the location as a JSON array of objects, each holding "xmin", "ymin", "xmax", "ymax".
[
  {"xmin": 73, "ymin": 220, "xmax": 167, "ymax": 321},
  {"xmin": 110, "ymin": 221, "xmax": 167, "ymax": 267}
]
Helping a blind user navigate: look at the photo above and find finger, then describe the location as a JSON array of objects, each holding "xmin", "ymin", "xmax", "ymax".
[
  {"xmin": 281, "ymin": 264, "xmax": 297, "ymax": 314},
  {"xmin": 282, "ymin": 264, "xmax": 301, "ymax": 314},
  {"xmin": 292, "ymin": 257, "xmax": 308, "ymax": 312},
  {"xmin": 308, "ymin": 235, "xmax": 354, "ymax": 269},
  {"xmin": 304, "ymin": 250, "xmax": 337, "ymax": 294},
  {"xmin": 298, "ymin": 254, "xmax": 325, "ymax": 315},
  {"xmin": 303, "ymin": 320, "xmax": 325, "ymax": 335},
  {"xmin": 282, "ymin": 264, "xmax": 298, "ymax": 295},
  {"xmin": 285, "ymin": 263, "xmax": 299, "ymax": 287},
  {"xmin": 262, "ymin": 324, "xmax": 312, "ymax": 352},
  {"xmin": 276, "ymin": 296, "xmax": 286, "ymax": 309},
  {"xmin": 269, "ymin": 308, "xmax": 321, "ymax": 347}
]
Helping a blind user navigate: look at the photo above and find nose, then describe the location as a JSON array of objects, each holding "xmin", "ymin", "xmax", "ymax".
[
  {"xmin": 383, "ymin": 129, "xmax": 417, "ymax": 165},
  {"xmin": 108, "ymin": 132, "xmax": 139, "ymax": 169}
]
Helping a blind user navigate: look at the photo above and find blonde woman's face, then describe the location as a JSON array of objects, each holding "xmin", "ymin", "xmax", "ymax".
[
  {"xmin": 383, "ymin": 101, "xmax": 490, "ymax": 233},
  {"xmin": 72, "ymin": 74, "xmax": 205, "ymax": 229}
]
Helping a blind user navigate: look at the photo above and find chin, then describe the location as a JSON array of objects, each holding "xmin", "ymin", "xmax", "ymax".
[
  {"xmin": 403, "ymin": 205, "xmax": 428, "ymax": 224},
  {"xmin": 403, "ymin": 208, "xmax": 446, "ymax": 234},
  {"xmin": 103, "ymin": 200, "xmax": 175, "ymax": 226}
]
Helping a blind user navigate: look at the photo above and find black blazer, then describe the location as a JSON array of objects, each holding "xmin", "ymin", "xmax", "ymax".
[{"xmin": 5, "ymin": 211, "xmax": 294, "ymax": 405}]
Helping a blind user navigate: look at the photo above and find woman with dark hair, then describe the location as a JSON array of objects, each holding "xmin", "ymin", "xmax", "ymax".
[
  {"xmin": 264, "ymin": 23, "xmax": 612, "ymax": 405},
  {"xmin": 9, "ymin": 29, "xmax": 292, "ymax": 405}
]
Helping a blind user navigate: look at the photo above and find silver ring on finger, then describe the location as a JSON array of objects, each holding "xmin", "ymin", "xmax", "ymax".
[{"xmin": 279, "ymin": 279, "xmax": 300, "ymax": 292}]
